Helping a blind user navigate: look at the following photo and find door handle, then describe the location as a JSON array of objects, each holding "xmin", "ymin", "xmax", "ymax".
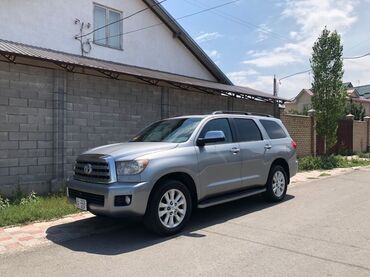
[
  {"xmin": 264, "ymin": 144, "xmax": 272, "ymax": 150},
  {"xmin": 230, "ymin": 147, "xmax": 240, "ymax": 154}
]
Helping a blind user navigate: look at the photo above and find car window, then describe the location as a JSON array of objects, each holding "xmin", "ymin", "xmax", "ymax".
[
  {"xmin": 199, "ymin": 118, "xmax": 233, "ymax": 143},
  {"xmin": 131, "ymin": 118, "xmax": 202, "ymax": 143},
  {"xmin": 234, "ymin": 118, "xmax": 262, "ymax": 142},
  {"xmin": 260, "ymin": 120, "xmax": 287, "ymax": 139}
]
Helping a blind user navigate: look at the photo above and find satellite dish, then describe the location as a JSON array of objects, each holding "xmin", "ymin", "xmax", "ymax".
[{"xmin": 82, "ymin": 39, "xmax": 92, "ymax": 54}]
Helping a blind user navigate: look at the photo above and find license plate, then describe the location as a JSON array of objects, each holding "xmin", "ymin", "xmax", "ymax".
[{"xmin": 75, "ymin": 197, "xmax": 87, "ymax": 211}]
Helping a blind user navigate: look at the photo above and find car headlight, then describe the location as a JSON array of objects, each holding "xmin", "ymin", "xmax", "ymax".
[{"xmin": 116, "ymin": 160, "xmax": 149, "ymax": 176}]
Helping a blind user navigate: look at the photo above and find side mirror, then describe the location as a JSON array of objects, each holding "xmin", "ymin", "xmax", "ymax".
[{"xmin": 197, "ymin": 130, "xmax": 225, "ymax": 146}]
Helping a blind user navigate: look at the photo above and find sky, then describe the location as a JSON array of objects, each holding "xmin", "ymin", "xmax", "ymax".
[{"xmin": 162, "ymin": 0, "xmax": 370, "ymax": 99}]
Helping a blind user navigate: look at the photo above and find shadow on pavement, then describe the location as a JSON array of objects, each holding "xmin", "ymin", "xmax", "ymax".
[{"xmin": 46, "ymin": 194, "xmax": 294, "ymax": 255}]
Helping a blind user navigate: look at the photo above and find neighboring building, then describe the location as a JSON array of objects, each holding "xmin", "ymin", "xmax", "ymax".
[
  {"xmin": 355, "ymin": 84, "xmax": 370, "ymax": 99},
  {"xmin": 285, "ymin": 82, "xmax": 370, "ymax": 115},
  {"xmin": 284, "ymin": 89, "xmax": 313, "ymax": 114},
  {"xmin": 0, "ymin": 0, "xmax": 284, "ymax": 196}
]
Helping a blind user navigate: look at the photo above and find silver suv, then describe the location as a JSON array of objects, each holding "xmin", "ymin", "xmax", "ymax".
[{"xmin": 67, "ymin": 111, "xmax": 298, "ymax": 236}]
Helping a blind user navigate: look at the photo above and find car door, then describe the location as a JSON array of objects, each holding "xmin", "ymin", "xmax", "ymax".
[
  {"xmin": 196, "ymin": 118, "xmax": 242, "ymax": 197},
  {"xmin": 232, "ymin": 118, "xmax": 269, "ymax": 188}
]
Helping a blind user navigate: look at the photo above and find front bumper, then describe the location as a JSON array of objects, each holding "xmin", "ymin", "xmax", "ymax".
[{"xmin": 66, "ymin": 178, "xmax": 151, "ymax": 217}]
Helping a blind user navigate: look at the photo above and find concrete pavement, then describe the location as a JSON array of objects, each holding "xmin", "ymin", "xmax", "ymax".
[{"xmin": 1, "ymin": 168, "xmax": 370, "ymax": 276}]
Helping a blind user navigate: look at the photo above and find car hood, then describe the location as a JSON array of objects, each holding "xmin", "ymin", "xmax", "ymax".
[{"xmin": 82, "ymin": 142, "xmax": 179, "ymax": 160}]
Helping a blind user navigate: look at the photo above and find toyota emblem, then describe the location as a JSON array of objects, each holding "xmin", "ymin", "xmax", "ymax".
[{"xmin": 83, "ymin": 164, "xmax": 93, "ymax": 175}]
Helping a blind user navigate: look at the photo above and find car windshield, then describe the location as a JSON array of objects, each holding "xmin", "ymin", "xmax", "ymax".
[{"xmin": 130, "ymin": 118, "xmax": 202, "ymax": 143}]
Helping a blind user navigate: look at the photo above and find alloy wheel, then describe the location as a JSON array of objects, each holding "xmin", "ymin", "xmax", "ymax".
[
  {"xmin": 158, "ymin": 189, "xmax": 187, "ymax": 229},
  {"xmin": 272, "ymin": 171, "xmax": 286, "ymax": 198}
]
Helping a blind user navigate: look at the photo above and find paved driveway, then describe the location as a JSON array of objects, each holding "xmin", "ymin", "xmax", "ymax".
[{"xmin": 1, "ymin": 168, "xmax": 370, "ymax": 277}]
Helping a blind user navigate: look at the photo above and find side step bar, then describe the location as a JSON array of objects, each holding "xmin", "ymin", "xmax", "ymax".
[{"xmin": 198, "ymin": 187, "xmax": 266, "ymax": 209}]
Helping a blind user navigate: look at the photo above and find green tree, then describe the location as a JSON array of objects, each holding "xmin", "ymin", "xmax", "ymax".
[
  {"xmin": 344, "ymin": 101, "xmax": 365, "ymax": 121},
  {"xmin": 311, "ymin": 28, "xmax": 346, "ymax": 154}
]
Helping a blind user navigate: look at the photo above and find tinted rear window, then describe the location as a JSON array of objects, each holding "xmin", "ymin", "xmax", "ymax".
[
  {"xmin": 234, "ymin": 119, "xmax": 262, "ymax": 142},
  {"xmin": 260, "ymin": 120, "xmax": 287, "ymax": 139}
]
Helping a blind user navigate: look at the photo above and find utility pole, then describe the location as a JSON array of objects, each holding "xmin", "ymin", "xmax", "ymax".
[{"xmin": 273, "ymin": 75, "xmax": 278, "ymax": 117}]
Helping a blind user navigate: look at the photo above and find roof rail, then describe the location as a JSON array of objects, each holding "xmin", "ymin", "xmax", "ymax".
[{"xmin": 212, "ymin": 111, "xmax": 274, "ymax": 117}]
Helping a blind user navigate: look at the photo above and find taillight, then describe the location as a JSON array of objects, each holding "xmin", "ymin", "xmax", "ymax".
[{"xmin": 291, "ymin": 140, "xmax": 297, "ymax": 150}]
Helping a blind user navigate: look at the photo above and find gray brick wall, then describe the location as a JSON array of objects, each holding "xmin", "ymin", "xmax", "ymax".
[
  {"xmin": 0, "ymin": 63, "xmax": 54, "ymax": 196},
  {"xmin": 0, "ymin": 61, "xmax": 274, "ymax": 197}
]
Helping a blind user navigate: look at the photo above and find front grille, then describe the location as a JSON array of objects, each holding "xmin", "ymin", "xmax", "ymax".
[
  {"xmin": 68, "ymin": 188, "xmax": 105, "ymax": 206},
  {"xmin": 74, "ymin": 155, "xmax": 111, "ymax": 183}
]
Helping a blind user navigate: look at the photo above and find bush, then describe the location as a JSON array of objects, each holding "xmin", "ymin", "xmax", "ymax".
[
  {"xmin": 357, "ymin": 152, "xmax": 370, "ymax": 159},
  {"xmin": 299, "ymin": 155, "xmax": 339, "ymax": 171},
  {"xmin": 19, "ymin": 191, "xmax": 39, "ymax": 205},
  {"xmin": 298, "ymin": 155, "xmax": 370, "ymax": 171},
  {"xmin": 0, "ymin": 195, "xmax": 10, "ymax": 210}
]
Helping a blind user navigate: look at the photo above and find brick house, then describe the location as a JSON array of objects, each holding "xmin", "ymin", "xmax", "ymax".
[{"xmin": 0, "ymin": 0, "xmax": 284, "ymax": 196}]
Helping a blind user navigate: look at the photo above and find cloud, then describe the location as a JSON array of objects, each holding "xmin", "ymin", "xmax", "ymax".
[
  {"xmin": 238, "ymin": 0, "xmax": 361, "ymax": 98},
  {"xmin": 282, "ymin": 0, "xmax": 357, "ymax": 35},
  {"xmin": 195, "ymin": 32, "xmax": 222, "ymax": 43},
  {"xmin": 205, "ymin": 50, "xmax": 220, "ymax": 59},
  {"xmin": 228, "ymin": 69, "xmax": 313, "ymax": 99},
  {"xmin": 205, "ymin": 49, "xmax": 221, "ymax": 65},
  {"xmin": 289, "ymin": 31, "xmax": 300, "ymax": 40},
  {"xmin": 243, "ymin": 51, "xmax": 303, "ymax": 67},
  {"xmin": 227, "ymin": 70, "xmax": 273, "ymax": 93},
  {"xmin": 227, "ymin": 69, "xmax": 259, "ymax": 85},
  {"xmin": 344, "ymin": 56, "xmax": 370, "ymax": 86},
  {"xmin": 256, "ymin": 24, "xmax": 273, "ymax": 42},
  {"xmin": 243, "ymin": 0, "xmax": 358, "ymax": 69}
]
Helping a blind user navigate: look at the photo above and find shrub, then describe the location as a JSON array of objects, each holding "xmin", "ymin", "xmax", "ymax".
[
  {"xmin": 0, "ymin": 195, "xmax": 10, "ymax": 210},
  {"xmin": 299, "ymin": 155, "xmax": 341, "ymax": 171},
  {"xmin": 357, "ymin": 152, "xmax": 370, "ymax": 159},
  {"xmin": 298, "ymin": 155, "xmax": 370, "ymax": 171},
  {"xmin": 19, "ymin": 191, "xmax": 39, "ymax": 205}
]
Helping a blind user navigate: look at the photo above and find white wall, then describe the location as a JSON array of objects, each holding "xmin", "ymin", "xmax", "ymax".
[
  {"xmin": 285, "ymin": 92, "xmax": 312, "ymax": 113},
  {"xmin": 0, "ymin": 0, "xmax": 216, "ymax": 81}
]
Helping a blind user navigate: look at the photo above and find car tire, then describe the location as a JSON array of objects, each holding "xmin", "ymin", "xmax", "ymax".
[
  {"xmin": 144, "ymin": 179, "xmax": 192, "ymax": 236},
  {"xmin": 264, "ymin": 165, "xmax": 288, "ymax": 202}
]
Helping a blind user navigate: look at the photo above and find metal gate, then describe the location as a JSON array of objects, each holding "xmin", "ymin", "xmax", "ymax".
[{"xmin": 316, "ymin": 120, "xmax": 353, "ymax": 155}]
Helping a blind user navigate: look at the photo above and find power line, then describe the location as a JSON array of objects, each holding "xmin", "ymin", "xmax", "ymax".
[
  {"xmin": 76, "ymin": 0, "xmax": 168, "ymax": 39},
  {"xmin": 343, "ymin": 52, "xmax": 370, "ymax": 60},
  {"xmin": 94, "ymin": 0, "xmax": 240, "ymax": 43},
  {"xmin": 176, "ymin": 0, "xmax": 240, "ymax": 20},
  {"xmin": 183, "ymin": 0, "xmax": 290, "ymax": 43},
  {"xmin": 279, "ymin": 69, "xmax": 311, "ymax": 82},
  {"xmin": 279, "ymin": 52, "xmax": 370, "ymax": 82}
]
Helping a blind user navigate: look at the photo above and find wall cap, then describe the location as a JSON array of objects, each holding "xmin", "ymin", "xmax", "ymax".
[{"xmin": 346, "ymin": 113, "xmax": 355, "ymax": 120}]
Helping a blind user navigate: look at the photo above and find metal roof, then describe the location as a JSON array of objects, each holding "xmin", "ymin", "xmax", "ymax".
[
  {"xmin": 355, "ymin": 84, "xmax": 370, "ymax": 99},
  {"xmin": 142, "ymin": 0, "xmax": 232, "ymax": 85},
  {"xmin": 0, "ymin": 39, "xmax": 286, "ymax": 103}
]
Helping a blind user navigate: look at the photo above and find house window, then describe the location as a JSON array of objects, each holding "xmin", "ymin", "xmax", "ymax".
[{"xmin": 93, "ymin": 4, "xmax": 122, "ymax": 49}]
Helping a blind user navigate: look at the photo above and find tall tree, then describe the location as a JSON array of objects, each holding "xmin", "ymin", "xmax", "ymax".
[{"xmin": 311, "ymin": 28, "xmax": 346, "ymax": 154}]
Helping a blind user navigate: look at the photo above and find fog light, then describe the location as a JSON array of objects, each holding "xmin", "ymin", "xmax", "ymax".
[
  {"xmin": 114, "ymin": 195, "xmax": 132, "ymax": 206},
  {"xmin": 125, "ymin": 195, "xmax": 131, "ymax": 205}
]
